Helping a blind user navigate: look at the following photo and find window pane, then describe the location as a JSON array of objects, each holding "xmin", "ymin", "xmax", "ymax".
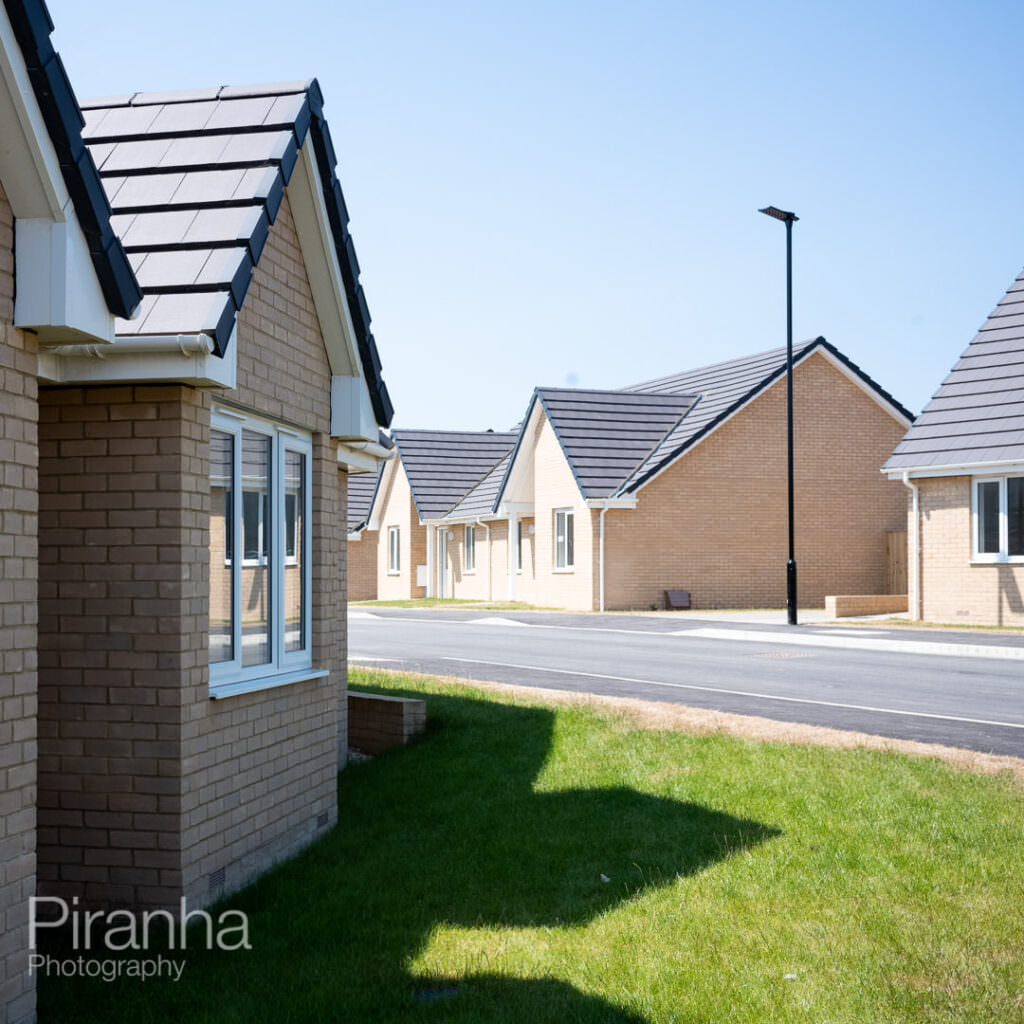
[
  {"xmin": 1009, "ymin": 478, "xmax": 1024, "ymax": 557},
  {"xmin": 241, "ymin": 431, "xmax": 271, "ymax": 667},
  {"xmin": 209, "ymin": 430, "xmax": 234, "ymax": 664},
  {"xmin": 516, "ymin": 521, "xmax": 523, "ymax": 571},
  {"xmin": 565, "ymin": 512, "xmax": 574, "ymax": 566},
  {"xmin": 284, "ymin": 451, "xmax": 306, "ymax": 654},
  {"xmin": 977, "ymin": 481, "xmax": 1000, "ymax": 554},
  {"xmin": 466, "ymin": 525, "xmax": 475, "ymax": 571}
]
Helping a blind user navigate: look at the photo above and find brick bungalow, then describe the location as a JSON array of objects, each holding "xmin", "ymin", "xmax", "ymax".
[
  {"xmin": 427, "ymin": 339, "xmax": 913, "ymax": 610},
  {"xmin": 0, "ymin": 2, "xmax": 393, "ymax": 1019},
  {"xmin": 884, "ymin": 267, "xmax": 1024, "ymax": 626},
  {"xmin": 364, "ymin": 429, "xmax": 517, "ymax": 600}
]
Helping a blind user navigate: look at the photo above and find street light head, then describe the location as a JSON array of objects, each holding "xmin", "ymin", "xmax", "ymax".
[{"xmin": 759, "ymin": 206, "xmax": 798, "ymax": 222}]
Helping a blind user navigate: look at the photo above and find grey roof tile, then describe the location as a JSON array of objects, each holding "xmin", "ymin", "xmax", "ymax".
[
  {"xmin": 886, "ymin": 268, "xmax": 1024, "ymax": 471},
  {"xmin": 110, "ymin": 172, "xmax": 186, "ymax": 209},
  {"xmin": 128, "ymin": 87, "xmax": 222, "ymax": 106},
  {"xmin": 157, "ymin": 134, "xmax": 232, "ymax": 168},
  {"xmin": 133, "ymin": 249, "xmax": 211, "ymax": 289},
  {"xmin": 167, "ymin": 168, "xmax": 247, "ymax": 205},
  {"xmin": 118, "ymin": 209, "xmax": 198, "ymax": 248},
  {"xmin": 395, "ymin": 430, "xmax": 518, "ymax": 519},
  {"xmin": 146, "ymin": 101, "xmax": 219, "ymax": 135},
  {"xmin": 181, "ymin": 207, "xmax": 263, "ymax": 246},
  {"xmin": 347, "ymin": 466, "xmax": 383, "ymax": 531},
  {"xmin": 81, "ymin": 103, "xmax": 163, "ymax": 139},
  {"xmin": 101, "ymin": 138, "xmax": 174, "ymax": 172},
  {"xmin": 203, "ymin": 96, "xmax": 277, "ymax": 131},
  {"xmin": 218, "ymin": 81, "xmax": 308, "ymax": 100},
  {"xmin": 136, "ymin": 290, "xmax": 230, "ymax": 334},
  {"xmin": 449, "ymin": 453, "xmax": 512, "ymax": 518}
]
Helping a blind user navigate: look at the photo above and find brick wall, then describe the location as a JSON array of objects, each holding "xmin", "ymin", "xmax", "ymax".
[
  {"xmin": 0, "ymin": 182, "xmax": 39, "ymax": 1024},
  {"xmin": 36, "ymin": 190, "xmax": 345, "ymax": 911},
  {"xmin": 915, "ymin": 476, "xmax": 1024, "ymax": 626},
  {"xmin": 602, "ymin": 351, "xmax": 909, "ymax": 609},
  {"xmin": 347, "ymin": 527, "xmax": 379, "ymax": 601}
]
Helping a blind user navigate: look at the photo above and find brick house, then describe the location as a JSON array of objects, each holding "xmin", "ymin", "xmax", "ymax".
[
  {"xmin": 424, "ymin": 339, "xmax": 913, "ymax": 610},
  {"xmin": 0, "ymin": 2, "xmax": 393, "ymax": 1019},
  {"xmin": 884, "ymin": 267, "xmax": 1024, "ymax": 626},
  {"xmin": 363, "ymin": 429, "xmax": 517, "ymax": 600},
  {"xmin": 347, "ymin": 460, "xmax": 386, "ymax": 602}
]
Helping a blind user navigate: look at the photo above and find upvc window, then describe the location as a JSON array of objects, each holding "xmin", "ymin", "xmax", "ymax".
[
  {"xmin": 973, "ymin": 476, "xmax": 1024, "ymax": 561},
  {"xmin": 388, "ymin": 526, "xmax": 401, "ymax": 573},
  {"xmin": 515, "ymin": 521, "xmax": 523, "ymax": 572},
  {"xmin": 465, "ymin": 525, "xmax": 476, "ymax": 572},
  {"xmin": 209, "ymin": 407, "xmax": 313, "ymax": 696},
  {"xmin": 554, "ymin": 508, "xmax": 574, "ymax": 570}
]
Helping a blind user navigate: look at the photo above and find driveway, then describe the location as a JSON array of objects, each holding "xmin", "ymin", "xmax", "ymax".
[{"xmin": 348, "ymin": 608, "xmax": 1024, "ymax": 757}]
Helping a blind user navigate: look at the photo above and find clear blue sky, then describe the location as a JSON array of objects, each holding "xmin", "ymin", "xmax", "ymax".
[{"xmin": 49, "ymin": 0, "xmax": 1024, "ymax": 431}]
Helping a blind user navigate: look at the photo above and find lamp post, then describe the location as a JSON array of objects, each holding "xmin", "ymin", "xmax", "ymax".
[{"xmin": 758, "ymin": 205, "xmax": 799, "ymax": 625}]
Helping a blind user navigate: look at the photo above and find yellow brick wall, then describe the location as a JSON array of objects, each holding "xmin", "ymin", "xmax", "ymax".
[
  {"xmin": 914, "ymin": 476, "xmax": 1024, "ymax": 626},
  {"xmin": 0, "ymin": 182, "xmax": 39, "ymax": 1024},
  {"xmin": 375, "ymin": 461, "xmax": 426, "ymax": 599},
  {"xmin": 599, "ymin": 351, "xmax": 909, "ymax": 609},
  {"xmin": 36, "ymin": 190, "xmax": 345, "ymax": 912}
]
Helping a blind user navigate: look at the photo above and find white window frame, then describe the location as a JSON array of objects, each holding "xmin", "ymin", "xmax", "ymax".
[
  {"xmin": 209, "ymin": 406, "xmax": 317, "ymax": 699},
  {"xmin": 515, "ymin": 520, "xmax": 523, "ymax": 573},
  {"xmin": 972, "ymin": 475, "xmax": 1024, "ymax": 563},
  {"xmin": 553, "ymin": 508, "xmax": 575, "ymax": 571},
  {"xmin": 387, "ymin": 525, "xmax": 401, "ymax": 574},
  {"xmin": 465, "ymin": 524, "xmax": 476, "ymax": 573}
]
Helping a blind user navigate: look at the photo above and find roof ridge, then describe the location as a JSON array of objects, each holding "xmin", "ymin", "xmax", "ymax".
[{"xmin": 80, "ymin": 81, "xmax": 313, "ymax": 111}]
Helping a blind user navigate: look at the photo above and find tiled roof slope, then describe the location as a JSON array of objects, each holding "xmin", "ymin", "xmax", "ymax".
[
  {"xmin": 4, "ymin": 0, "xmax": 141, "ymax": 317},
  {"xmin": 394, "ymin": 430, "xmax": 518, "ymax": 520},
  {"xmin": 448, "ymin": 452, "xmax": 511, "ymax": 518},
  {"xmin": 536, "ymin": 387, "xmax": 697, "ymax": 498},
  {"xmin": 347, "ymin": 465, "xmax": 382, "ymax": 532},
  {"xmin": 885, "ymin": 268, "xmax": 1024, "ymax": 471},
  {"xmin": 622, "ymin": 338, "xmax": 912, "ymax": 493},
  {"xmin": 80, "ymin": 80, "xmax": 392, "ymax": 426}
]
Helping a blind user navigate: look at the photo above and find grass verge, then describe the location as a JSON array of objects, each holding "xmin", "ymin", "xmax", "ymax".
[{"xmin": 40, "ymin": 670, "xmax": 1024, "ymax": 1023}]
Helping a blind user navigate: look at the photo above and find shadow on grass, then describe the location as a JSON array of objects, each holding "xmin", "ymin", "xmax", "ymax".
[{"xmin": 40, "ymin": 686, "xmax": 778, "ymax": 1024}]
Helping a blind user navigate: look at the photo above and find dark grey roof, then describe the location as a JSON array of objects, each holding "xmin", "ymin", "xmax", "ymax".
[
  {"xmin": 4, "ymin": 0, "xmax": 141, "ymax": 318},
  {"xmin": 448, "ymin": 452, "xmax": 512, "ymax": 518},
  {"xmin": 535, "ymin": 387, "xmax": 697, "ymax": 498},
  {"xmin": 81, "ymin": 80, "xmax": 392, "ymax": 427},
  {"xmin": 347, "ymin": 466, "xmax": 382, "ymax": 532},
  {"xmin": 622, "ymin": 337, "xmax": 912, "ymax": 492},
  {"xmin": 394, "ymin": 430, "xmax": 518, "ymax": 520},
  {"xmin": 886, "ymin": 268, "xmax": 1024, "ymax": 471}
]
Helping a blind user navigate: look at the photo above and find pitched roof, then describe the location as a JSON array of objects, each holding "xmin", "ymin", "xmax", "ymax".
[
  {"xmin": 80, "ymin": 80, "xmax": 392, "ymax": 426},
  {"xmin": 394, "ymin": 429, "xmax": 518, "ymax": 520},
  {"xmin": 620, "ymin": 337, "xmax": 912, "ymax": 493},
  {"xmin": 448, "ymin": 452, "xmax": 512, "ymax": 518},
  {"xmin": 535, "ymin": 387, "xmax": 697, "ymax": 498},
  {"xmin": 347, "ymin": 466, "xmax": 382, "ymax": 532},
  {"xmin": 885, "ymin": 267, "xmax": 1024, "ymax": 472},
  {"xmin": 4, "ymin": 0, "xmax": 141, "ymax": 318}
]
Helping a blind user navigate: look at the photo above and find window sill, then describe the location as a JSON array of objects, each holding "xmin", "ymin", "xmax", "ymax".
[
  {"xmin": 970, "ymin": 558, "xmax": 1024, "ymax": 566},
  {"xmin": 552, "ymin": 567, "xmax": 575, "ymax": 574},
  {"xmin": 210, "ymin": 667, "xmax": 329, "ymax": 700},
  {"xmin": 386, "ymin": 571, "xmax": 401, "ymax": 576},
  {"xmin": 464, "ymin": 569, "xmax": 477, "ymax": 575}
]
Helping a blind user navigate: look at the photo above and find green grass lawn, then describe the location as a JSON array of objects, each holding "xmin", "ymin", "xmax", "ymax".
[{"xmin": 40, "ymin": 670, "xmax": 1024, "ymax": 1023}]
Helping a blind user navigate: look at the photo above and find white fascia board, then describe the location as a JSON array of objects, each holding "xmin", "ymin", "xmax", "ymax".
[
  {"xmin": 0, "ymin": 7, "xmax": 115, "ymax": 343},
  {"xmin": 630, "ymin": 344, "xmax": 912, "ymax": 496},
  {"xmin": 584, "ymin": 497, "xmax": 637, "ymax": 509},
  {"xmin": 337, "ymin": 443, "xmax": 388, "ymax": 474},
  {"xmin": 38, "ymin": 330, "xmax": 235, "ymax": 388},
  {"xmin": 884, "ymin": 461, "xmax": 1024, "ymax": 480},
  {"xmin": 287, "ymin": 142, "xmax": 360, "ymax": 378},
  {"xmin": 331, "ymin": 373, "xmax": 378, "ymax": 442},
  {"xmin": 433, "ymin": 511, "xmax": 504, "ymax": 525}
]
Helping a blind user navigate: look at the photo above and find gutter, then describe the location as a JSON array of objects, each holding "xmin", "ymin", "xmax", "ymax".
[
  {"xmin": 44, "ymin": 334, "xmax": 214, "ymax": 358},
  {"xmin": 900, "ymin": 472, "xmax": 921, "ymax": 621},
  {"xmin": 338, "ymin": 439, "xmax": 394, "ymax": 461}
]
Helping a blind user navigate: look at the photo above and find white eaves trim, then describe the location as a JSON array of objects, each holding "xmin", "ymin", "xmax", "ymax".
[
  {"xmin": 37, "ymin": 330, "xmax": 236, "ymax": 388},
  {"xmin": 585, "ymin": 497, "xmax": 637, "ymax": 509},
  {"xmin": 0, "ymin": 5, "xmax": 116, "ymax": 344},
  {"xmin": 625, "ymin": 344, "xmax": 914, "ymax": 496},
  {"xmin": 337, "ymin": 440, "xmax": 392, "ymax": 474},
  {"xmin": 884, "ymin": 461, "xmax": 1024, "ymax": 480}
]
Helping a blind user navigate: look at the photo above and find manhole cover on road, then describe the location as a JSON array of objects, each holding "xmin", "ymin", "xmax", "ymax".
[{"xmin": 749, "ymin": 652, "xmax": 813, "ymax": 659}]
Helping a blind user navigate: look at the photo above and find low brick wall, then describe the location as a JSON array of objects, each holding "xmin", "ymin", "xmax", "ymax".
[
  {"xmin": 825, "ymin": 595, "xmax": 908, "ymax": 618},
  {"xmin": 348, "ymin": 692, "xmax": 426, "ymax": 755}
]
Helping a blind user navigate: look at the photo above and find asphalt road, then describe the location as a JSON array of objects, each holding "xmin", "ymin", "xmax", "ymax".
[{"xmin": 348, "ymin": 609, "xmax": 1024, "ymax": 757}]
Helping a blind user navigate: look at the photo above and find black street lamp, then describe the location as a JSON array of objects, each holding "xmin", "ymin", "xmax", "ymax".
[{"xmin": 759, "ymin": 205, "xmax": 799, "ymax": 625}]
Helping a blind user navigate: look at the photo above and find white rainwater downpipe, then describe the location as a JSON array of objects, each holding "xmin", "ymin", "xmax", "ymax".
[
  {"xmin": 474, "ymin": 518, "xmax": 492, "ymax": 602},
  {"xmin": 901, "ymin": 472, "xmax": 921, "ymax": 621},
  {"xmin": 598, "ymin": 503, "xmax": 609, "ymax": 612}
]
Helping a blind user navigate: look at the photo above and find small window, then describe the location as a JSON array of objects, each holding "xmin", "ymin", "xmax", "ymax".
[
  {"xmin": 554, "ymin": 509, "xmax": 574, "ymax": 570},
  {"xmin": 973, "ymin": 476, "xmax": 1024, "ymax": 561},
  {"xmin": 465, "ymin": 525, "xmax": 476, "ymax": 572},
  {"xmin": 388, "ymin": 525, "xmax": 401, "ymax": 573},
  {"xmin": 516, "ymin": 520, "xmax": 523, "ymax": 572}
]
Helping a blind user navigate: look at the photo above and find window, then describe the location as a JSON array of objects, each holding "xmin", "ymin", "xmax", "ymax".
[
  {"xmin": 388, "ymin": 526, "xmax": 401, "ymax": 573},
  {"xmin": 974, "ymin": 476, "xmax": 1024, "ymax": 561},
  {"xmin": 209, "ymin": 407, "xmax": 313, "ymax": 695},
  {"xmin": 554, "ymin": 509, "xmax": 574, "ymax": 570},
  {"xmin": 465, "ymin": 525, "xmax": 476, "ymax": 572},
  {"xmin": 515, "ymin": 520, "xmax": 523, "ymax": 572}
]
